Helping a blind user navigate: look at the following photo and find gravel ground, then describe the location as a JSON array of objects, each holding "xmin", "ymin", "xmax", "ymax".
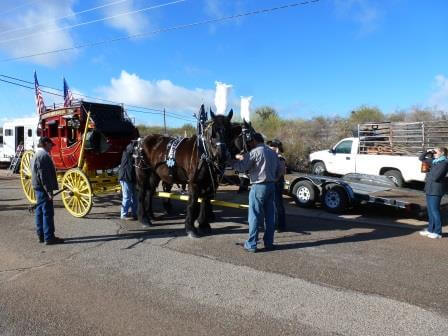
[{"xmin": 1, "ymin": 173, "xmax": 448, "ymax": 336}]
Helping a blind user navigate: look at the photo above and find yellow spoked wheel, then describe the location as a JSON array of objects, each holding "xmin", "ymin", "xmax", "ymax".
[
  {"xmin": 20, "ymin": 150, "xmax": 36, "ymax": 204},
  {"xmin": 61, "ymin": 168, "xmax": 93, "ymax": 218}
]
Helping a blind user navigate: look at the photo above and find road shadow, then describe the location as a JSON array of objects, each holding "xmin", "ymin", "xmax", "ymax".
[
  {"xmin": 64, "ymin": 223, "xmax": 245, "ymax": 246},
  {"xmin": 252, "ymin": 212, "xmax": 417, "ymax": 252}
]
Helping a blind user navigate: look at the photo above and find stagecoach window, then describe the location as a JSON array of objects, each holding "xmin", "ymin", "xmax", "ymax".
[
  {"xmin": 5, "ymin": 129, "xmax": 12, "ymax": 136},
  {"xmin": 28, "ymin": 129, "xmax": 32, "ymax": 137},
  {"xmin": 67, "ymin": 126, "xmax": 77, "ymax": 146},
  {"xmin": 48, "ymin": 122, "xmax": 58, "ymax": 138}
]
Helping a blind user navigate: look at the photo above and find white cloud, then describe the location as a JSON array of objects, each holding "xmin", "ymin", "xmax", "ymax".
[
  {"xmin": 101, "ymin": 0, "xmax": 149, "ymax": 35},
  {"xmin": 0, "ymin": 0, "xmax": 77, "ymax": 66},
  {"xmin": 429, "ymin": 75, "xmax": 448, "ymax": 110},
  {"xmin": 98, "ymin": 71, "xmax": 241, "ymax": 122},
  {"xmin": 98, "ymin": 70, "xmax": 218, "ymax": 115},
  {"xmin": 333, "ymin": 0, "xmax": 380, "ymax": 34}
]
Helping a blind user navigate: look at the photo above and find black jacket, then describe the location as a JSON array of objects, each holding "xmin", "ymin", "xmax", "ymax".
[
  {"xmin": 419, "ymin": 152, "xmax": 448, "ymax": 196},
  {"xmin": 118, "ymin": 143, "xmax": 136, "ymax": 183}
]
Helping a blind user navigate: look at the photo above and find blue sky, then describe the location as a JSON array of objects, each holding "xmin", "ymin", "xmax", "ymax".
[{"xmin": 0, "ymin": 0, "xmax": 447, "ymax": 127}]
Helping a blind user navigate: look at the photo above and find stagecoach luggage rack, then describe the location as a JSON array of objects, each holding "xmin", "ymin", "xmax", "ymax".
[{"xmin": 357, "ymin": 121, "xmax": 448, "ymax": 155}]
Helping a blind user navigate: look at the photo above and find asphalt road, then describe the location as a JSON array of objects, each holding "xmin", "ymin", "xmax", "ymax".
[{"xmin": 1, "ymin": 173, "xmax": 448, "ymax": 336}]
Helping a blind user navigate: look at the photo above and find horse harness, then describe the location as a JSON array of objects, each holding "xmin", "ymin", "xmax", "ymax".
[
  {"xmin": 133, "ymin": 119, "xmax": 227, "ymax": 195},
  {"xmin": 133, "ymin": 138, "xmax": 150, "ymax": 170},
  {"xmin": 165, "ymin": 137, "xmax": 185, "ymax": 177}
]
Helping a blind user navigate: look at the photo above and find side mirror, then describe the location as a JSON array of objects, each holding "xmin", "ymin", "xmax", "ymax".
[{"xmin": 328, "ymin": 148, "xmax": 335, "ymax": 154}]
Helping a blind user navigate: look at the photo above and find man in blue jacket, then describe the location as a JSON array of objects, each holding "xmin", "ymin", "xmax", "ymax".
[
  {"xmin": 31, "ymin": 137, "xmax": 64, "ymax": 245},
  {"xmin": 230, "ymin": 133, "xmax": 282, "ymax": 252},
  {"xmin": 419, "ymin": 147, "xmax": 448, "ymax": 239}
]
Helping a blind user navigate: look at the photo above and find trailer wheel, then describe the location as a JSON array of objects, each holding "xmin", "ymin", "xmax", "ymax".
[
  {"xmin": 384, "ymin": 170, "xmax": 404, "ymax": 188},
  {"xmin": 312, "ymin": 161, "xmax": 327, "ymax": 175},
  {"xmin": 292, "ymin": 180, "xmax": 317, "ymax": 208},
  {"xmin": 322, "ymin": 185, "xmax": 349, "ymax": 213}
]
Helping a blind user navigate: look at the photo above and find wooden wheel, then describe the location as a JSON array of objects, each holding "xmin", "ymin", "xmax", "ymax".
[
  {"xmin": 61, "ymin": 168, "xmax": 93, "ymax": 217},
  {"xmin": 20, "ymin": 150, "xmax": 36, "ymax": 204}
]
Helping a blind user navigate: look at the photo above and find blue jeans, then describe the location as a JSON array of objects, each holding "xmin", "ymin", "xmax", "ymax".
[
  {"xmin": 274, "ymin": 180, "xmax": 286, "ymax": 230},
  {"xmin": 426, "ymin": 195, "xmax": 443, "ymax": 235},
  {"xmin": 120, "ymin": 180, "xmax": 137, "ymax": 218},
  {"xmin": 35, "ymin": 189, "xmax": 55, "ymax": 241},
  {"xmin": 245, "ymin": 183, "xmax": 276, "ymax": 250}
]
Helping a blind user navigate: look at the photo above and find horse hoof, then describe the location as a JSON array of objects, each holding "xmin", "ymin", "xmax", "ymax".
[
  {"xmin": 198, "ymin": 226, "xmax": 212, "ymax": 235},
  {"xmin": 140, "ymin": 218, "xmax": 152, "ymax": 227},
  {"xmin": 187, "ymin": 230, "xmax": 200, "ymax": 239}
]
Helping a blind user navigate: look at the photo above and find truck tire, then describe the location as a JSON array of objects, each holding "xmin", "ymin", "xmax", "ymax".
[
  {"xmin": 292, "ymin": 180, "xmax": 317, "ymax": 208},
  {"xmin": 383, "ymin": 170, "xmax": 404, "ymax": 188},
  {"xmin": 312, "ymin": 161, "xmax": 327, "ymax": 175},
  {"xmin": 322, "ymin": 185, "xmax": 349, "ymax": 214}
]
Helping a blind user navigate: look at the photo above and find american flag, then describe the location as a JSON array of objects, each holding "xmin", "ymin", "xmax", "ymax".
[
  {"xmin": 34, "ymin": 71, "xmax": 45, "ymax": 115},
  {"xmin": 63, "ymin": 77, "xmax": 74, "ymax": 107}
]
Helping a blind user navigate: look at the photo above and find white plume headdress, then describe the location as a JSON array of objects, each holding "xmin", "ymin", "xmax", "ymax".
[{"xmin": 214, "ymin": 81, "xmax": 232, "ymax": 116}]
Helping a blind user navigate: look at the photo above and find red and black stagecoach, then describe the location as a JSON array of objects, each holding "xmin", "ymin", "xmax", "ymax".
[{"xmin": 20, "ymin": 100, "xmax": 138, "ymax": 217}]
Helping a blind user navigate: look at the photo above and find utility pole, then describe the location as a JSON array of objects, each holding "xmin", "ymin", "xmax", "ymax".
[{"xmin": 163, "ymin": 108, "xmax": 167, "ymax": 135}]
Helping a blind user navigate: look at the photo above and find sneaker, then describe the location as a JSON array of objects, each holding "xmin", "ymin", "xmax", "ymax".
[
  {"xmin": 38, "ymin": 235, "xmax": 44, "ymax": 243},
  {"xmin": 419, "ymin": 230, "xmax": 431, "ymax": 237},
  {"xmin": 427, "ymin": 232, "xmax": 442, "ymax": 239},
  {"xmin": 45, "ymin": 237, "xmax": 65, "ymax": 245},
  {"xmin": 264, "ymin": 245, "xmax": 276, "ymax": 251},
  {"xmin": 244, "ymin": 247, "xmax": 257, "ymax": 253},
  {"xmin": 121, "ymin": 216, "xmax": 133, "ymax": 221}
]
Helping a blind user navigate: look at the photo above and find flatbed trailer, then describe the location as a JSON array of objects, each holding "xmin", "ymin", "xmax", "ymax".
[{"xmin": 285, "ymin": 172, "xmax": 447, "ymax": 217}]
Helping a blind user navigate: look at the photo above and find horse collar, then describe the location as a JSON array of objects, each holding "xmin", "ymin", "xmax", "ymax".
[{"xmin": 166, "ymin": 137, "xmax": 185, "ymax": 168}]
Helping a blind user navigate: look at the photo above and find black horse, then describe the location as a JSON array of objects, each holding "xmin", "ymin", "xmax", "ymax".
[{"xmin": 135, "ymin": 105, "xmax": 234, "ymax": 238}]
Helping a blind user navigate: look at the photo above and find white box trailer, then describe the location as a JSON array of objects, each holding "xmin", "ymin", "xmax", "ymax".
[{"xmin": 0, "ymin": 117, "xmax": 39, "ymax": 164}]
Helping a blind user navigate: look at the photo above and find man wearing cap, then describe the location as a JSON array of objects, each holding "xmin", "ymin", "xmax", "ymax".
[
  {"xmin": 31, "ymin": 137, "xmax": 64, "ymax": 245},
  {"xmin": 230, "ymin": 133, "xmax": 282, "ymax": 252}
]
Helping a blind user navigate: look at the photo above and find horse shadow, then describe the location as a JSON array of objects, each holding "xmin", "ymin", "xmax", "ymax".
[{"xmin": 63, "ymin": 196, "xmax": 420, "ymax": 251}]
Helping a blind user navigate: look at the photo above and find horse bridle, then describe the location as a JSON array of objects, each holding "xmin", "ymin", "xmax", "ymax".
[
  {"xmin": 199, "ymin": 121, "xmax": 232, "ymax": 193},
  {"xmin": 133, "ymin": 138, "xmax": 151, "ymax": 170}
]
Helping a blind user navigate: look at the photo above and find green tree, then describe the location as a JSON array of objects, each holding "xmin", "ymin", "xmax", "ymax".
[
  {"xmin": 349, "ymin": 105, "xmax": 385, "ymax": 124},
  {"xmin": 254, "ymin": 106, "xmax": 278, "ymax": 121}
]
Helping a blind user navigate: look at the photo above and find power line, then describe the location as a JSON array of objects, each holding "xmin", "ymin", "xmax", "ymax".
[
  {"xmin": 0, "ymin": 73, "xmax": 196, "ymax": 120},
  {"xmin": 0, "ymin": 0, "xmax": 320, "ymax": 62},
  {"xmin": 0, "ymin": 0, "xmax": 40, "ymax": 16},
  {"xmin": 0, "ymin": 0, "xmax": 186, "ymax": 45},
  {"xmin": 0, "ymin": 0, "xmax": 137, "ymax": 37},
  {"xmin": 0, "ymin": 75, "xmax": 196, "ymax": 122}
]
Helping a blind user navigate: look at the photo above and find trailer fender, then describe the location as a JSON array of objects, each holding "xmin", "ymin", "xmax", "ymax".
[
  {"xmin": 321, "ymin": 183, "xmax": 353, "ymax": 213},
  {"xmin": 321, "ymin": 181, "xmax": 355, "ymax": 205}
]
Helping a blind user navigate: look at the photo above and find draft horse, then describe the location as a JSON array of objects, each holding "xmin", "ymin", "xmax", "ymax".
[{"xmin": 136, "ymin": 105, "xmax": 234, "ymax": 238}]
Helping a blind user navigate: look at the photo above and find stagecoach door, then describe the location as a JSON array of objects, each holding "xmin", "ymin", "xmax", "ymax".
[
  {"xmin": 14, "ymin": 126, "xmax": 24, "ymax": 150},
  {"xmin": 45, "ymin": 119, "xmax": 64, "ymax": 168}
]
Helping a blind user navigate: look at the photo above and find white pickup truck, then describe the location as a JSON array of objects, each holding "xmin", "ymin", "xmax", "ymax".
[{"xmin": 309, "ymin": 137, "xmax": 425, "ymax": 187}]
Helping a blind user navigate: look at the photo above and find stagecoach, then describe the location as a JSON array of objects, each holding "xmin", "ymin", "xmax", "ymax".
[{"xmin": 20, "ymin": 101, "xmax": 138, "ymax": 217}]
